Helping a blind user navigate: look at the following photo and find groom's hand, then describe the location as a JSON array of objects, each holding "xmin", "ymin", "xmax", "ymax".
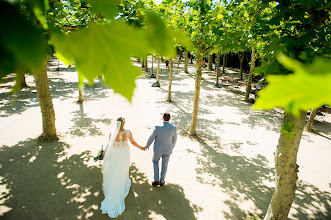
[{"xmin": 144, "ymin": 147, "xmax": 149, "ymax": 151}]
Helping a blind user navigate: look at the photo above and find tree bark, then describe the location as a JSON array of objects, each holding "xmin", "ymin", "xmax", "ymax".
[
  {"xmin": 305, "ymin": 108, "xmax": 317, "ymax": 132},
  {"xmin": 145, "ymin": 56, "xmax": 148, "ymax": 72},
  {"xmin": 156, "ymin": 55, "xmax": 160, "ymax": 82},
  {"xmin": 208, "ymin": 52, "xmax": 213, "ymax": 71},
  {"xmin": 216, "ymin": 52, "xmax": 220, "ymax": 83},
  {"xmin": 264, "ymin": 111, "xmax": 306, "ymax": 220},
  {"xmin": 33, "ymin": 55, "xmax": 57, "ymax": 140},
  {"xmin": 178, "ymin": 48, "xmax": 181, "ymax": 67},
  {"xmin": 184, "ymin": 50, "xmax": 188, "ymax": 73},
  {"xmin": 222, "ymin": 53, "xmax": 226, "ymax": 74},
  {"xmin": 19, "ymin": 73, "xmax": 27, "ymax": 87},
  {"xmin": 78, "ymin": 88, "xmax": 83, "ymax": 102},
  {"xmin": 152, "ymin": 56, "xmax": 154, "ymax": 75},
  {"xmin": 245, "ymin": 47, "xmax": 256, "ymax": 101},
  {"xmin": 141, "ymin": 57, "xmax": 145, "ymax": 68},
  {"xmin": 189, "ymin": 51, "xmax": 203, "ymax": 135},
  {"xmin": 167, "ymin": 58, "xmax": 173, "ymax": 102},
  {"xmin": 238, "ymin": 51, "xmax": 244, "ymax": 80}
]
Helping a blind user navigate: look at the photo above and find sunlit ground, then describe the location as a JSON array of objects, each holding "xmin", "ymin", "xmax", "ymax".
[{"xmin": 0, "ymin": 57, "xmax": 330, "ymax": 219}]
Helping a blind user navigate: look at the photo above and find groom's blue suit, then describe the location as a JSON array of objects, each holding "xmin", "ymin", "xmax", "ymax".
[{"xmin": 145, "ymin": 121, "xmax": 177, "ymax": 183}]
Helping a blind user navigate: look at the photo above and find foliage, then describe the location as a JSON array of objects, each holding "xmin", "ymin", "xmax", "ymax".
[
  {"xmin": 0, "ymin": 0, "xmax": 181, "ymax": 101},
  {"xmin": 254, "ymin": 54, "xmax": 331, "ymax": 117},
  {"xmin": 280, "ymin": 121, "xmax": 294, "ymax": 138}
]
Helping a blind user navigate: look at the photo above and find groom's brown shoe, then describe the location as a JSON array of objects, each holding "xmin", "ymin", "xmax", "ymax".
[
  {"xmin": 152, "ymin": 181, "xmax": 160, "ymax": 186},
  {"xmin": 160, "ymin": 181, "xmax": 165, "ymax": 186}
]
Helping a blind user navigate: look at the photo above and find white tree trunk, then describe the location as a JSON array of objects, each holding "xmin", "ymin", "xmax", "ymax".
[
  {"xmin": 189, "ymin": 51, "xmax": 203, "ymax": 135},
  {"xmin": 167, "ymin": 58, "xmax": 173, "ymax": 101}
]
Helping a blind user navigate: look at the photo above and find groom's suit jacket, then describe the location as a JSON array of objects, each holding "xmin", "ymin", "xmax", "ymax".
[{"xmin": 146, "ymin": 121, "xmax": 177, "ymax": 155}]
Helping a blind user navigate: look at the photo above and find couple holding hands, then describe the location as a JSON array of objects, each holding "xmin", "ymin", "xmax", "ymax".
[{"xmin": 100, "ymin": 113, "xmax": 177, "ymax": 218}]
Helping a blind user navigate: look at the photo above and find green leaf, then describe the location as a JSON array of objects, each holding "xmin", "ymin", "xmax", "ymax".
[
  {"xmin": 145, "ymin": 12, "xmax": 176, "ymax": 57},
  {"xmin": 0, "ymin": 2, "xmax": 48, "ymax": 75},
  {"xmin": 51, "ymin": 22, "xmax": 150, "ymax": 101},
  {"xmin": 169, "ymin": 28, "xmax": 195, "ymax": 51},
  {"xmin": 87, "ymin": 0, "xmax": 119, "ymax": 20},
  {"xmin": 281, "ymin": 122, "xmax": 294, "ymax": 138},
  {"xmin": 254, "ymin": 54, "xmax": 331, "ymax": 117}
]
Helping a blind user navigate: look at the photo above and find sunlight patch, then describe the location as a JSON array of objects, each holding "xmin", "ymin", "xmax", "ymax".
[{"xmin": 148, "ymin": 211, "xmax": 166, "ymax": 220}]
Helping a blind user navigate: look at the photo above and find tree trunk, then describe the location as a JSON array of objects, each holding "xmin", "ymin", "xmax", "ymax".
[
  {"xmin": 20, "ymin": 73, "xmax": 27, "ymax": 87},
  {"xmin": 305, "ymin": 108, "xmax": 317, "ymax": 132},
  {"xmin": 145, "ymin": 56, "xmax": 148, "ymax": 72},
  {"xmin": 152, "ymin": 56, "xmax": 154, "ymax": 75},
  {"xmin": 222, "ymin": 53, "xmax": 226, "ymax": 74},
  {"xmin": 216, "ymin": 52, "xmax": 220, "ymax": 83},
  {"xmin": 156, "ymin": 55, "xmax": 160, "ymax": 82},
  {"xmin": 208, "ymin": 52, "xmax": 213, "ymax": 71},
  {"xmin": 245, "ymin": 47, "xmax": 256, "ymax": 101},
  {"xmin": 189, "ymin": 51, "xmax": 203, "ymax": 135},
  {"xmin": 78, "ymin": 88, "xmax": 83, "ymax": 102},
  {"xmin": 264, "ymin": 111, "xmax": 306, "ymax": 220},
  {"xmin": 141, "ymin": 57, "xmax": 145, "ymax": 68},
  {"xmin": 178, "ymin": 49, "xmax": 181, "ymax": 67},
  {"xmin": 238, "ymin": 52, "xmax": 244, "ymax": 80},
  {"xmin": 167, "ymin": 58, "xmax": 173, "ymax": 102},
  {"xmin": 184, "ymin": 50, "xmax": 188, "ymax": 73},
  {"xmin": 33, "ymin": 55, "xmax": 57, "ymax": 140}
]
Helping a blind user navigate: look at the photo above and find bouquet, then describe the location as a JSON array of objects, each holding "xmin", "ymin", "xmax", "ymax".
[{"xmin": 94, "ymin": 145, "xmax": 104, "ymax": 162}]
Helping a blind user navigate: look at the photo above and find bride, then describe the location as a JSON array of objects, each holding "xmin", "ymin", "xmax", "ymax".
[{"xmin": 100, "ymin": 117, "xmax": 144, "ymax": 218}]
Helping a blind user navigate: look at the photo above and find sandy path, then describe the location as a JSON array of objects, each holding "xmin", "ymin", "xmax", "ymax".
[{"xmin": 0, "ymin": 57, "xmax": 330, "ymax": 219}]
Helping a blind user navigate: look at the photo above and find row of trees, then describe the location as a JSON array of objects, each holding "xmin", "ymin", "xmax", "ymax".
[{"xmin": 1, "ymin": 0, "xmax": 330, "ymax": 219}]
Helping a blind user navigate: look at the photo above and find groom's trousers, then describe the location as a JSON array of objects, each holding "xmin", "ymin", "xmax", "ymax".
[{"xmin": 152, "ymin": 153, "xmax": 171, "ymax": 183}]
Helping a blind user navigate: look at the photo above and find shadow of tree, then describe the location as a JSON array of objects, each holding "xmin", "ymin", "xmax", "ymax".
[
  {"xmin": 190, "ymin": 136, "xmax": 331, "ymax": 219},
  {"xmin": 0, "ymin": 138, "xmax": 104, "ymax": 219},
  {"xmin": 139, "ymin": 67, "xmax": 330, "ymax": 219},
  {"xmin": 0, "ymin": 62, "xmax": 111, "ymax": 118},
  {"xmin": 0, "ymin": 74, "xmax": 39, "ymax": 117},
  {"xmin": 0, "ymin": 139, "xmax": 201, "ymax": 219},
  {"xmin": 116, "ymin": 164, "xmax": 201, "ymax": 220},
  {"xmin": 69, "ymin": 104, "xmax": 111, "ymax": 137}
]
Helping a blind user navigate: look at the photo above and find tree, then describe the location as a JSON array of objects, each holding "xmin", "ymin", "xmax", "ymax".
[
  {"xmin": 186, "ymin": 0, "xmax": 216, "ymax": 135},
  {"xmin": 167, "ymin": 58, "xmax": 173, "ymax": 101},
  {"xmin": 252, "ymin": 0, "xmax": 330, "ymax": 218},
  {"xmin": 184, "ymin": 49, "xmax": 189, "ymax": 73},
  {"xmin": 305, "ymin": 108, "xmax": 318, "ymax": 132},
  {"xmin": 1, "ymin": 0, "xmax": 178, "ymax": 140}
]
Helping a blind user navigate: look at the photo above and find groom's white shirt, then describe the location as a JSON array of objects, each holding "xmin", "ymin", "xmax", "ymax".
[{"xmin": 146, "ymin": 121, "xmax": 177, "ymax": 154}]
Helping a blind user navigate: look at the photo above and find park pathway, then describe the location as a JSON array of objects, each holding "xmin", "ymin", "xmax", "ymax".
[{"xmin": 0, "ymin": 57, "xmax": 330, "ymax": 219}]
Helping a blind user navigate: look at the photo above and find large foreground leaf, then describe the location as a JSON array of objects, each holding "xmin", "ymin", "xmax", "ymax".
[
  {"xmin": 51, "ymin": 22, "xmax": 150, "ymax": 101},
  {"xmin": 254, "ymin": 54, "xmax": 331, "ymax": 116},
  {"xmin": 0, "ymin": 2, "xmax": 48, "ymax": 77}
]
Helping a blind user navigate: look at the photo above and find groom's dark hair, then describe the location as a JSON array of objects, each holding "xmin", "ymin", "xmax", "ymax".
[{"xmin": 163, "ymin": 113, "xmax": 170, "ymax": 121}]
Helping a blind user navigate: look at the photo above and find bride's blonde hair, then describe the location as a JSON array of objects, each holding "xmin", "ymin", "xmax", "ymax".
[{"xmin": 117, "ymin": 117, "xmax": 125, "ymax": 130}]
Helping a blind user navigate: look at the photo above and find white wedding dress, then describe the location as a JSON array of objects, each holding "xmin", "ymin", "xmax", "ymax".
[{"xmin": 100, "ymin": 129, "xmax": 131, "ymax": 218}]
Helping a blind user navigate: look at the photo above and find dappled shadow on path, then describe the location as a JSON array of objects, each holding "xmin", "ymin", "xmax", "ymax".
[
  {"xmin": 69, "ymin": 103, "xmax": 111, "ymax": 137},
  {"xmin": 0, "ymin": 138, "xmax": 104, "ymax": 219},
  {"xmin": 193, "ymin": 135, "xmax": 273, "ymax": 219},
  {"xmin": 116, "ymin": 164, "xmax": 201, "ymax": 220},
  {"xmin": 140, "ymin": 67, "xmax": 330, "ymax": 219},
  {"xmin": 0, "ymin": 139, "xmax": 200, "ymax": 219},
  {"xmin": 190, "ymin": 135, "xmax": 331, "ymax": 219},
  {"xmin": 0, "ymin": 74, "xmax": 39, "ymax": 117}
]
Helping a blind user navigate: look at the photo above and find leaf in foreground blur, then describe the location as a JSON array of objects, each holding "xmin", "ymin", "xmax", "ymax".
[
  {"xmin": 254, "ymin": 54, "xmax": 331, "ymax": 116},
  {"xmin": 51, "ymin": 22, "xmax": 150, "ymax": 101},
  {"xmin": 0, "ymin": 2, "xmax": 47, "ymax": 77}
]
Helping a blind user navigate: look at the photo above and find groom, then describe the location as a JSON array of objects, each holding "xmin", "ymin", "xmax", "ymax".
[{"xmin": 145, "ymin": 113, "xmax": 177, "ymax": 186}]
